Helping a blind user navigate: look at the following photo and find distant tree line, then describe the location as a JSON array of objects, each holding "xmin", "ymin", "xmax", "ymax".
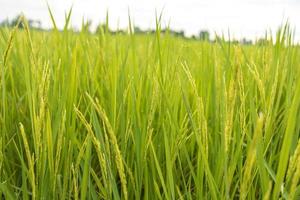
[
  {"xmin": 0, "ymin": 14, "xmax": 42, "ymax": 29},
  {"xmin": 0, "ymin": 14, "xmax": 270, "ymax": 45}
]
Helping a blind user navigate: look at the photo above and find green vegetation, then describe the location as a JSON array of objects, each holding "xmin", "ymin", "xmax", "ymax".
[{"xmin": 1, "ymin": 15, "xmax": 300, "ymax": 200}]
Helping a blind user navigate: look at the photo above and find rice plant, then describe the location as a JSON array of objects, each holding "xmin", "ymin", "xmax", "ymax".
[{"xmin": 0, "ymin": 14, "xmax": 300, "ymax": 199}]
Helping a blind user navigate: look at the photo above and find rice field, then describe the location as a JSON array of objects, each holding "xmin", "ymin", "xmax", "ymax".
[{"xmin": 1, "ymin": 16, "xmax": 300, "ymax": 199}]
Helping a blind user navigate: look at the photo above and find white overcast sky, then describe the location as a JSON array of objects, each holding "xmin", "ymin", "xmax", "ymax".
[{"xmin": 0, "ymin": 0, "xmax": 300, "ymax": 40}]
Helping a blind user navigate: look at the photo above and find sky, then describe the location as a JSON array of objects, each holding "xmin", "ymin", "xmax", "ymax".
[{"xmin": 0, "ymin": 0, "xmax": 300, "ymax": 41}]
